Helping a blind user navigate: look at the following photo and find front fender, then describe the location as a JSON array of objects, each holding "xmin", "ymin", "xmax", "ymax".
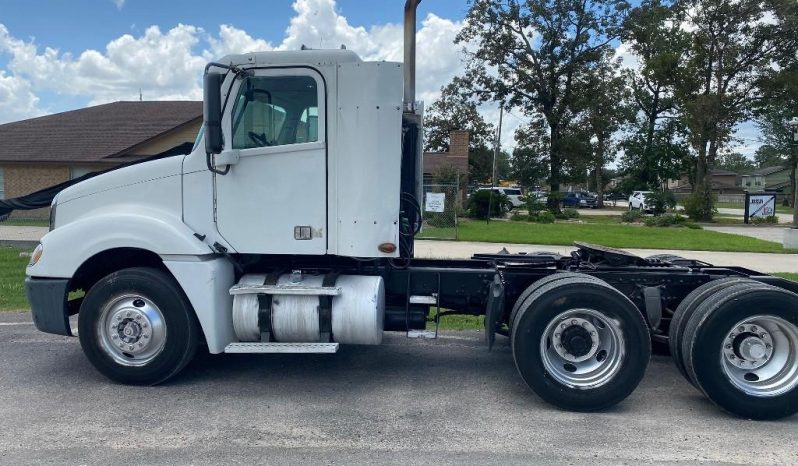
[{"xmin": 27, "ymin": 210, "xmax": 210, "ymax": 279}]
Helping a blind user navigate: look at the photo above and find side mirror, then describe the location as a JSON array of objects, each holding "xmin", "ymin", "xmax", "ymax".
[{"xmin": 203, "ymin": 71, "xmax": 224, "ymax": 154}]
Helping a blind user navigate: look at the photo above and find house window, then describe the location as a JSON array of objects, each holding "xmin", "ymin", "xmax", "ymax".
[
  {"xmin": 0, "ymin": 167, "xmax": 5, "ymax": 200},
  {"xmin": 70, "ymin": 166, "xmax": 92, "ymax": 180}
]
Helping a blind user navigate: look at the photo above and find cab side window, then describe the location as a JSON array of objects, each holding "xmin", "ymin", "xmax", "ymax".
[{"xmin": 231, "ymin": 75, "xmax": 319, "ymax": 149}]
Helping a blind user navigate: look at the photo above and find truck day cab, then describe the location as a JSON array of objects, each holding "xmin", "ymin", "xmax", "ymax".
[{"xmin": 25, "ymin": 1, "xmax": 798, "ymax": 420}]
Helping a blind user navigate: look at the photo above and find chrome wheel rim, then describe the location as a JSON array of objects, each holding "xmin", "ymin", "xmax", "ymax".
[
  {"xmin": 97, "ymin": 294, "xmax": 167, "ymax": 367},
  {"xmin": 540, "ymin": 308, "xmax": 626, "ymax": 389},
  {"xmin": 720, "ymin": 315, "xmax": 798, "ymax": 398}
]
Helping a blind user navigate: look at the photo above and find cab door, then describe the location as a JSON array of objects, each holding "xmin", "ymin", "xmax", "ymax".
[{"xmin": 214, "ymin": 68, "xmax": 326, "ymax": 254}]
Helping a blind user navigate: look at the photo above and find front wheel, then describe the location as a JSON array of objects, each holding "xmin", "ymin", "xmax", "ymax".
[{"xmin": 78, "ymin": 267, "xmax": 200, "ymax": 385}]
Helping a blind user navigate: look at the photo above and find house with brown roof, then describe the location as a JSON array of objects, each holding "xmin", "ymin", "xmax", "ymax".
[{"xmin": 0, "ymin": 101, "xmax": 202, "ymax": 217}]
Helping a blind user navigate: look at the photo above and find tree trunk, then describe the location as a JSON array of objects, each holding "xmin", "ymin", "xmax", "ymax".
[
  {"xmin": 693, "ymin": 140, "xmax": 714, "ymax": 222},
  {"xmin": 595, "ymin": 165, "xmax": 604, "ymax": 208},
  {"xmin": 644, "ymin": 89, "xmax": 660, "ymax": 187},
  {"xmin": 548, "ymin": 123, "xmax": 562, "ymax": 212},
  {"xmin": 595, "ymin": 137, "xmax": 605, "ymax": 208}
]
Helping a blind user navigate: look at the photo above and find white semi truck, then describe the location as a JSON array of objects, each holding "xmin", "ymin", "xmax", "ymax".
[{"xmin": 25, "ymin": 1, "xmax": 798, "ymax": 420}]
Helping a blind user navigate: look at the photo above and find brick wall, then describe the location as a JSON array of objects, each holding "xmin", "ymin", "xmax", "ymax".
[
  {"xmin": 449, "ymin": 130, "xmax": 469, "ymax": 159},
  {"xmin": 5, "ymin": 165, "xmax": 70, "ymax": 218}
]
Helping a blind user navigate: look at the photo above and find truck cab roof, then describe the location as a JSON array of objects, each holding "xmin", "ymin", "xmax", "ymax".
[{"xmin": 218, "ymin": 49, "xmax": 364, "ymax": 68}]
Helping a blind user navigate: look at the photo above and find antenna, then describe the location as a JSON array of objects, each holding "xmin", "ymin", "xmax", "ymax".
[{"xmin": 139, "ymin": 88, "xmax": 142, "ymax": 101}]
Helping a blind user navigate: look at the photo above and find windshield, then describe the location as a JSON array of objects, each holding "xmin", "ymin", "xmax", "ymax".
[{"xmin": 192, "ymin": 126, "xmax": 205, "ymax": 152}]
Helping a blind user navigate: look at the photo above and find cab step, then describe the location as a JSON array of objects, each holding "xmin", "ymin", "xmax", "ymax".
[
  {"xmin": 407, "ymin": 330, "xmax": 437, "ymax": 339},
  {"xmin": 409, "ymin": 295, "xmax": 437, "ymax": 305},
  {"xmin": 224, "ymin": 342, "xmax": 339, "ymax": 353}
]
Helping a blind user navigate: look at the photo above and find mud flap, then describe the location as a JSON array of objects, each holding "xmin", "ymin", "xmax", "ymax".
[{"xmin": 485, "ymin": 274, "xmax": 505, "ymax": 350}]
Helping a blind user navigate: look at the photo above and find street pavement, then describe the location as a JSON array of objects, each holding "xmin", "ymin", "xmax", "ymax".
[{"xmin": 0, "ymin": 311, "xmax": 796, "ymax": 465}]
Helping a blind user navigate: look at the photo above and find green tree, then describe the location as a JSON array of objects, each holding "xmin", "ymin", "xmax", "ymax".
[
  {"xmin": 754, "ymin": 144, "xmax": 786, "ymax": 168},
  {"xmin": 673, "ymin": 0, "xmax": 796, "ymax": 220},
  {"xmin": 456, "ymin": 0, "xmax": 630, "ymax": 206},
  {"xmin": 715, "ymin": 151, "xmax": 755, "ymax": 173},
  {"xmin": 423, "ymin": 78, "xmax": 495, "ymax": 153},
  {"xmin": 469, "ymin": 147, "xmax": 511, "ymax": 184},
  {"xmin": 620, "ymin": 0, "xmax": 689, "ymax": 189},
  {"xmin": 578, "ymin": 57, "xmax": 632, "ymax": 207},
  {"xmin": 755, "ymin": 53, "xmax": 798, "ymax": 204}
]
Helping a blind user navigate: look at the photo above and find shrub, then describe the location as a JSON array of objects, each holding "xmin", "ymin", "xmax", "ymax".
[
  {"xmin": 466, "ymin": 190, "xmax": 508, "ymax": 219},
  {"xmin": 645, "ymin": 189, "xmax": 677, "ymax": 216},
  {"xmin": 510, "ymin": 212, "xmax": 525, "ymax": 221},
  {"xmin": 424, "ymin": 212, "xmax": 454, "ymax": 228},
  {"xmin": 621, "ymin": 209, "xmax": 644, "ymax": 223},
  {"xmin": 643, "ymin": 213, "xmax": 700, "ymax": 229},
  {"xmin": 529, "ymin": 211, "xmax": 556, "ymax": 223},
  {"xmin": 751, "ymin": 215, "xmax": 778, "ymax": 225},
  {"xmin": 523, "ymin": 195, "xmax": 548, "ymax": 215},
  {"xmin": 561, "ymin": 208, "xmax": 580, "ymax": 219},
  {"xmin": 683, "ymin": 190, "xmax": 715, "ymax": 221}
]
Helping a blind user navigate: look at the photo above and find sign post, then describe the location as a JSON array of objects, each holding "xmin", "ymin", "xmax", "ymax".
[
  {"xmin": 424, "ymin": 192, "xmax": 445, "ymax": 213},
  {"xmin": 744, "ymin": 192, "xmax": 776, "ymax": 224}
]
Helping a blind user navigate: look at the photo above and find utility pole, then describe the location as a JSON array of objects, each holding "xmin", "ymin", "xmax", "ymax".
[
  {"xmin": 487, "ymin": 106, "xmax": 504, "ymax": 224},
  {"xmin": 790, "ymin": 117, "xmax": 798, "ymax": 228}
]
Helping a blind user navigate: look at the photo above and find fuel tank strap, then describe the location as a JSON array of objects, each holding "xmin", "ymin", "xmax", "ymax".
[
  {"xmin": 257, "ymin": 272, "xmax": 281, "ymax": 342},
  {"xmin": 318, "ymin": 272, "xmax": 340, "ymax": 342}
]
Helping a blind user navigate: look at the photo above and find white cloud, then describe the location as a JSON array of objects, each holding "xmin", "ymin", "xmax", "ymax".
[
  {"xmin": 0, "ymin": 0, "xmax": 472, "ymax": 122},
  {"xmin": 112, "ymin": 0, "xmax": 126, "ymax": 10},
  {"xmin": 0, "ymin": 70, "xmax": 43, "ymax": 123}
]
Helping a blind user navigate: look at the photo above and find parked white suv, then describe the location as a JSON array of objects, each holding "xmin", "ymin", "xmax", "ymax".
[
  {"xmin": 628, "ymin": 191, "xmax": 652, "ymax": 211},
  {"xmin": 480, "ymin": 187, "xmax": 524, "ymax": 209}
]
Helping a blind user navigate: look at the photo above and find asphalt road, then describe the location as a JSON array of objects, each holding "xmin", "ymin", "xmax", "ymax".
[{"xmin": 1, "ymin": 311, "xmax": 797, "ymax": 465}]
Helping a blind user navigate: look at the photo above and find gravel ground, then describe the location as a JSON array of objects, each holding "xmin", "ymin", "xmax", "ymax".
[{"xmin": 1, "ymin": 311, "xmax": 796, "ymax": 465}]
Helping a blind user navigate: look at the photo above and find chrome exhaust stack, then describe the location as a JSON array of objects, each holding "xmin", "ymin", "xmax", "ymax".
[{"xmin": 403, "ymin": 0, "xmax": 421, "ymax": 112}]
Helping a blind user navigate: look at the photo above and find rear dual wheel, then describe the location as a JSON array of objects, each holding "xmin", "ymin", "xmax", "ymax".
[
  {"xmin": 511, "ymin": 274, "xmax": 650, "ymax": 411},
  {"xmin": 671, "ymin": 279, "xmax": 798, "ymax": 419}
]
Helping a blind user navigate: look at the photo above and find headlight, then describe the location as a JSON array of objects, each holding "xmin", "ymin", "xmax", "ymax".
[{"xmin": 29, "ymin": 244, "xmax": 43, "ymax": 267}]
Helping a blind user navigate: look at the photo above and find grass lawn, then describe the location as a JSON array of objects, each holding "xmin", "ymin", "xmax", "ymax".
[
  {"xmin": 424, "ymin": 219, "xmax": 793, "ymax": 253},
  {"xmin": 773, "ymin": 273, "xmax": 798, "ymax": 282},
  {"xmin": 0, "ymin": 219, "xmax": 49, "ymax": 227},
  {"xmin": 0, "ymin": 247, "xmax": 31, "ymax": 310}
]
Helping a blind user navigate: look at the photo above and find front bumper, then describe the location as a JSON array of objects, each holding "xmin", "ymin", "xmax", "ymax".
[{"xmin": 25, "ymin": 277, "xmax": 72, "ymax": 336}]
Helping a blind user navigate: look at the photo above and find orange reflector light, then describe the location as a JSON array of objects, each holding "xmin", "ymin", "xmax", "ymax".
[{"xmin": 378, "ymin": 242, "xmax": 397, "ymax": 254}]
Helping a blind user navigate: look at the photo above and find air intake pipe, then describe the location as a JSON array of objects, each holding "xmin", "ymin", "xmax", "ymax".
[{"xmin": 403, "ymin": 0, "xmax": 421, "ymax": 112}]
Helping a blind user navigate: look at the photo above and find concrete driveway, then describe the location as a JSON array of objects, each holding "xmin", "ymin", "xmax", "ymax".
[{"xmin": 1, "ymin": 312, "xmax": 796, "ymax": 464}]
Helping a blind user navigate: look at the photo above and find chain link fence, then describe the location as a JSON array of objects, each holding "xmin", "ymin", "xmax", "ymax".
[{"xmin": 418, "ymin": 177, "xmax": 461, "ymax": 240}]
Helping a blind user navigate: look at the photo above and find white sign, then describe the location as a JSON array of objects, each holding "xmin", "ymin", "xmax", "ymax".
[
  {"xmin": 425, "ymin": 192, "xmax": 445, "ymax": 213},
  {"xmin": 747, "ymin": 194, "xmax": 776, "ymax": 219}
]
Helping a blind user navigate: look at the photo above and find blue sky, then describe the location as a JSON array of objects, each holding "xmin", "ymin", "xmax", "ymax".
[
  {"xmin": 0, "ymin": 0, "xmax": 468, "ymax": 58},
  {"xmin": 0, "ymin": 0, "xmax": 763, "ymax": 157}
]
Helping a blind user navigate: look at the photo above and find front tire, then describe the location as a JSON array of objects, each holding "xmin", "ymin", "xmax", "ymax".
[{"xmin": 78, "ymin": 267, "xmax": 200, "ymax": 385}]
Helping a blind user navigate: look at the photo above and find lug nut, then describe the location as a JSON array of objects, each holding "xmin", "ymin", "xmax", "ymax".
[
  {"xmin": 738, "ymin": 326, "xmax": 745, "ymax": 332},
  {"xmin": 725, "ymin": 344, "xmax": 732, "ymax": 349},
  {"xmin": 571, "ymin": 319, "xmax": 578, "ymax": 325},
  {"xmin": 751, "ymin": 326, "xmax": 758, "ymax": 332}
]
